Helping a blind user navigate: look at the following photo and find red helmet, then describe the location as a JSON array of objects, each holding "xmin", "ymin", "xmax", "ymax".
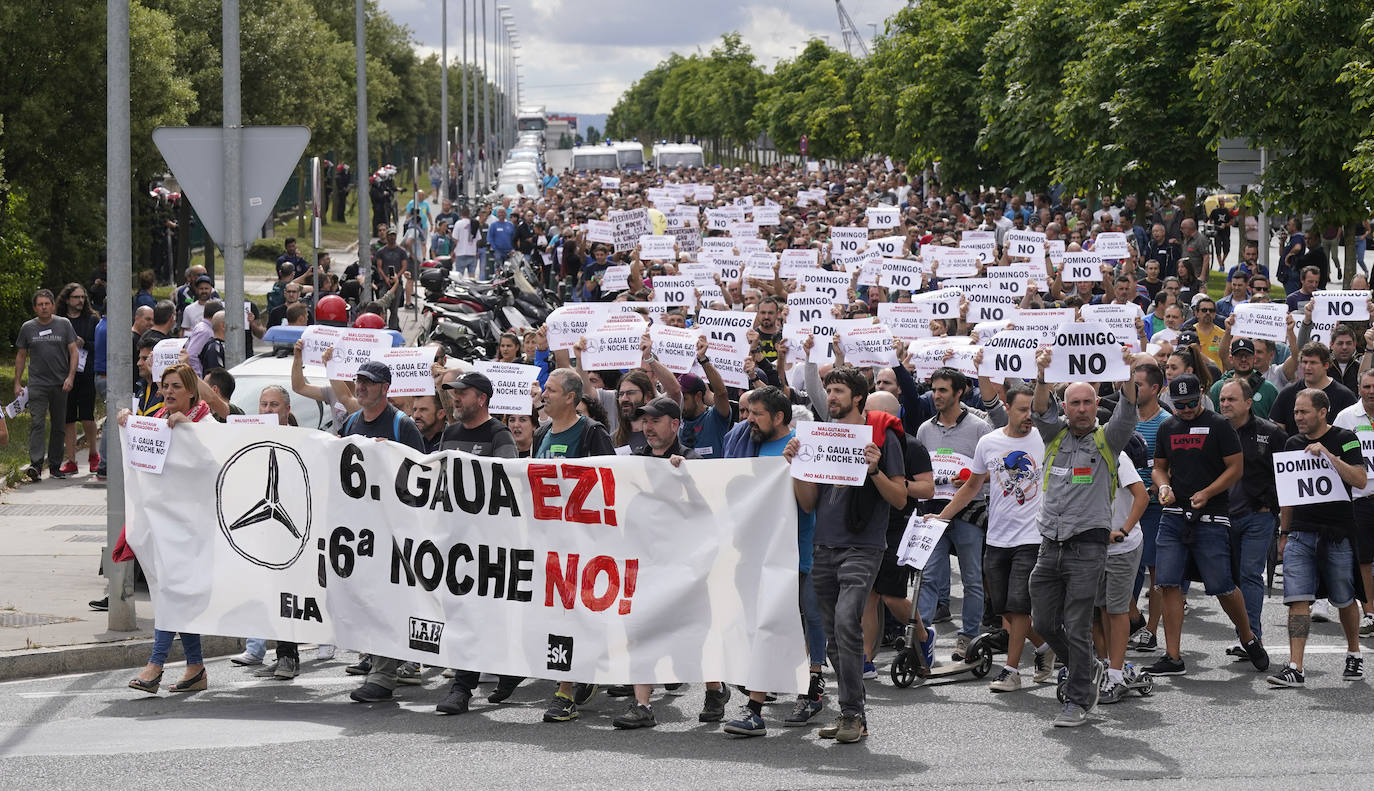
[
  {"xmin": 316, "ymin": 294, "xmax": 348, "ymax": 325},
  {"xmin": 353, "ymin": 312, "xmax": 386, "ymax": 330}
]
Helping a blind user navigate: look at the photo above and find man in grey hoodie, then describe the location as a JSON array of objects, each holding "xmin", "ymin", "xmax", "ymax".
[{"xmin": 1029, "ymin": 345, "xmax": 1140, "ymax": 727}]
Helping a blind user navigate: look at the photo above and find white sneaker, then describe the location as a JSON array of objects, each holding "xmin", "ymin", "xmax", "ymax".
[
  {"xmin": 1313, "ymin": 600, "xmax": 1333, "ymax": 623},
  {"xmin": 988, "ymin": 667, "xmax": 1022, "ymax": 692},
  {"xmin": 315, "ymin": 644, "xmax": 336, "ymax": 661},
  {"xmin": 1360, "ymin": 612, "xmax": 1374, "ymax": 638},
  {"xmin": 231, "ymin": 650, "xmax": 264, "ymax": 666}
]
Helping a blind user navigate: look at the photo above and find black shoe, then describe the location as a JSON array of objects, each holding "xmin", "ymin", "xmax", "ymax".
[
  {"xmin": 933, "ymin": 603, "xmax": 953, "ymax": 624},
  {"xmin": 436, "ymin": 686, "xmax": 472, "ymax": 715},
  {"xmin": 487, "ymin": 676, "xmax": 520, "ymax": 704},
  {"xmin": 572, "ymin": 683, "xmax": 598, "ymax": 706},
  {"xmin": 345, "ymin": 659, "xmax": 372, "ymax": 676},
  {"xmin": 88, "ymin": 597, "xmax": 108, "ymax": 612},
  {"xmin": 24, "ymin": 466, "xmax": 40, "ymax": 482},
  {"xmin": 1242, "ymin": 638, "xmax": 1270, "ymax": 671},
  {"xmin": 350, "ymin": 682, "xmax": 394, "ymax": 703},
  {"xmin": 605, "ymin": 684, "xmax": 634, "ymax": 698},
  {"xmin": 698, "ymin": 685, "xmax": 731, "ymax": 722},
  {"xmin": 612, "ymin": 703, "xmax": 657, "ymax": 729},
  {"xmin": 48, "ymin": 467, "xmax": 67, "ymax": 479},
  {"xmin": 1144, "ymin": 655, "xmax": 1186, "ymax": 676}
]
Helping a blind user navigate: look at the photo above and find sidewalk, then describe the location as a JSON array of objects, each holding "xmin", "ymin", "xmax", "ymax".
[{"xmin": 0, "ymin": 256, "xmax": 424, "ymax": 682}]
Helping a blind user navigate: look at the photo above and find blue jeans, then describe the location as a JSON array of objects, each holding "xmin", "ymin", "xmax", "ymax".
[
  {"xmin": 1030, "ymin": 538, "xmax": 1106, "ymax": 709},
  {"xmin": 799, "ymin": 571, "xmax": 827, "ymax": 668},
  {"xmin": 150, "ymin": 630, "xmax": 202, "ymax": 667},
  {"xmin": 1229, "ymin": 511, "xmax": 1275, "ymax": 640},
  {"xmin": 1155, "ymin": 512, "xmax": 1238, "ymax": 596},
  {"xmin": 452, "ymin": 255, "xmax": 478, "ymax": 278},
  {"xmin": 917, "ymin": 518, "xmax": 985, "ymax": 638},
  {"xmin": 1283, "ymin": 531, "xmax": 1357, "ymax": 607},
  {"xmin": 1133, "ymin": 503, "xmax": 1163, "ymax": 598},
  {"xmin": 244, "ymin": 638, "xmax": 267, "ymax": 660}
]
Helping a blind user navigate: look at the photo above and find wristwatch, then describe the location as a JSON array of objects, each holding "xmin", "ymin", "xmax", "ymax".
[{"xmin": 698, "ymin": 356, "xmax": 711, "ymax": 366}]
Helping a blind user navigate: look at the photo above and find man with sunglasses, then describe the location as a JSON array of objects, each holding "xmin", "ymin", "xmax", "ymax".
[
  {"xmin": 1190, "ymin": 296, "xmax": 1226, "ymax": 369},
  {"xmin": 1148, "ymin": 374, "xmax": 1269, "ymax": 677}
]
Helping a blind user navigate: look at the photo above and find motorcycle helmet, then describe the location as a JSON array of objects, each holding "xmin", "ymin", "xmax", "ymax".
[
  {"xmin": 353, "ymin": 312, "xmax": 386, "ymax": 330},
  {"xmin": 316, "ymin": 294, "xmax": 348, "ymax": 326}
]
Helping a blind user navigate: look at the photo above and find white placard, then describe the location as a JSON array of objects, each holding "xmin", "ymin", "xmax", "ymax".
[
  {"xmin": 678, "ymin": 262, "xmax": 717, "ymax": 289},
  {"xmin": 960, "ymin": 230, "xmax": 996, "ymax": 265},
  {"xmin": 870, "ymin": 235, "xmax": 904, "ymax": 258},
  {"xmin": 879, "ymin": 258, "xmax": 923, "ymax": 292},
  {"xmin": 705, "ymin": 333, "xmax": 750, "ymax": 388},
  {"xmin": 600, "ymin": 176, "xmax": 621, "ymax": 191},
  {"xmin": 227, "ymin": 414, "xmax": 277, "ymax": 426},
  {"xmin": 697, "ymin": 284, "xmax": 726, "ymax": 308},
  {"xmin": 545, "ymin": 303, "xmax": 635, "ymax": 351},
  {"xmin": 586, "ymin": 219, "xmax": 614, "ymax": 244},
  {"xmin": 835, "ymin": 245, "xmax": 880, "ymax": 275},
  {"xmin": 966, "ymin": 289, "xmax": 1019, "ymax": 324},
  {"xmin": 152, "ymin": 338, "xmax": 187, "ymax": 382},
  {"xmin": 829, "ymin": 227, "xmax": 869, "ymax": 258},
  {"xmin": 325, "ymin": 328, "xmax": 395, "ymax": 381},
  {"xmin": 1046, "ymin": 321, "xmax": 1129, "ymax": 383},
  {"xmin": 790, "ymin": 421, "xmax": 873, "ymax": 486},
  {"xmin": 752, "ymin": 205, "xmax": 780, "ymax": 226},
  {"xmin": 1312, "ymin": 290, "xmax": 1371, "ymax": 322},
  {"xmin": 611, "ymin": 208, "xmax": 652, "ymax": 253},
  {"xmin": 638, "ymin": 234, "xmax": 676, "ymax": 260},
  {"xmin": 300, "ymin": 325, "xmax": 342, "ymax": 367},
  {"xmin": 745, "ymin": 251, "xmax": 780, "ymax": 282},
  {"xmin": 801, "ymin": 270, "xmax": 853, "ymax": 303},
  {"xmin": 836, "ymin": 321, "xmax": 898, "ymax": 367},
  {"xmin": 896, "ymin": 514, "xmax": 950, "ymax": 571},
  {"xmin": 728, "ymin": 221, "xmax": 759, "ymax": 239},
  {"xmin": 581, "ymin": 327, "xmax": 645, "ymax": 371},
  {"xmin": 1062, "ymin": 251, "xmax": 1104, "ymax": 283},
  {"xmin": 696, "ymin": 309, "xmax": 758, "ymax": 336},
  {"xmin": 928, "ymin": 447, "xmax": 977, "ymax": 500},
  {"xmin": 978, "ymin": 330, "xmax": 1042, "ymax": 379},
  {"xmin": 123, "ymin": 415, "xmax": 172, "ymax": 475},
  {"xmin": 1047, "ymin": 239, "xmax": 1066, "ymax": 266},
  {"xmin": 693, "ymin": 184, "xmax": 715, "ymax": 201},
  {"xmin": 865, "ymin": 206, "xmax": 900, "ymax": 230},
  {"xmin": 5, "ymin": 387, "xmax": 29, "ymax": 418},
  {"xmin": 1080, "ymin": 303, "xmax": 1142, "ymax": 351},
  {"xmin": 378, "ymin": 346, "xmax": 438, "ymax": 396},
  {"xmin": 806, "ymin": 160, "xmax": 820, "ymax": 173},
  {"xmin": 1094, "ymin": 232, "xmax": 1129, "ymax": 259},
  {"xmin": 780, "ymin": 248, "xmax": 820, "ymax": 278},
  {"xmin": 736, "ymin": 238, "xmax": 769, "ymax": 254},
  {"xmin": 1005, "ymin": 230, "xmax": 1047, "ymax": 263},
  {"xmin": 474, "ymin": 360, "xmax": 541, "ymax": 415},
  {"xmin": 650, "ymin": 275, "xmax": 697, "ymax": 308},
  {"xmin": 797, "ymin": 188, "xmax": 826, "ymax": 206},
  {"xmin": 926, "ymin": 246, "xmax": 980, "ymax": 278},
  {"xmin": 649, "ymin": 325, "xmax": 701, "ymax": 374},
  {"xmin": 877, "ymin": 302, "xmax": 934, "ymax": 341},
  {"xmin": 914, "ymin": 287, "xmax": 961, "ymax": 322},
  {"xmin": 601, "ymin": 265, "xmax": 631, "ymax": 293},
  {"xmin": 1231, "ymin": 301, "xmax": 1288, "ymax": 343},
  {"xmin": 1273, "ymin": 450, "xmax": 1349, "ymax": 506}
]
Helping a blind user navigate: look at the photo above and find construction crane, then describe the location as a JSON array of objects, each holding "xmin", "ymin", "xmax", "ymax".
[{"xmin": 836, "ymin": 0, "xmax": 871, "ymax": 58}]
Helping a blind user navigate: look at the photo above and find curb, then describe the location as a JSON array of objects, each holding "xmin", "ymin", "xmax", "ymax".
[{"xmin": 0, "ymin": 636, "xmax": 244, "ymax": 683}]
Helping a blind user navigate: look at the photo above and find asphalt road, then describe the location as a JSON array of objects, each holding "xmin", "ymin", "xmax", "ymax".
[{"xmin": 2, "ymin": 589, "xmax": 1372, "ymax": 790}]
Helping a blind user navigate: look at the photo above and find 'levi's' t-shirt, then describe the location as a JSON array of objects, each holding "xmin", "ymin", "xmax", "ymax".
[{"xmin": 1154, "ymin": 409, "xmax": 1241, "ymax": 515}]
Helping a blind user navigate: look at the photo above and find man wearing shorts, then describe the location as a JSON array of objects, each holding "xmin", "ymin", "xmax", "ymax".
[
  {"xmin": 1149, "ymin": 374, "xmax": 1268, "ymax": 677},
  {"xmin": 1332, "ymin": 368, "xmax": 1374, "ymax": 639},
  {"xmin": 938, "ymin": 384, "xmax": 1055, "ymax": 691},
  {"xmin": 1268, "ymin": 388, "xmax": 1368, "ymax": 687}
]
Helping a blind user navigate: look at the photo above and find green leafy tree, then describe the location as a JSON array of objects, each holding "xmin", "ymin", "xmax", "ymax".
[
  {"xmin": 586, "ymin": 126, "xmax": 601, "ymax": 145},
  {"xmin": 754, "ymin": 40, "xmax": 865, "ymax": 161}
]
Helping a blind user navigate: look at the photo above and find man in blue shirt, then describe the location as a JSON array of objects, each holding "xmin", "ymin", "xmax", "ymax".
[
  {"xmin": 677, "ymin": 363, "xmax": 733, "ymax": 459},
  {"xmin": 275, "ymin": 237, "xmax": 309, "ymax": 278},
  {"xmin": 487, "ymin": 207, "xmax": 516, "ymax": 270}
]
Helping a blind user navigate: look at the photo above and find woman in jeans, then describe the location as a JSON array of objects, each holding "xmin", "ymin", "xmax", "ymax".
[{"xmin": 120, "ymin": 363, "xmax": 213, "ymax": 694}]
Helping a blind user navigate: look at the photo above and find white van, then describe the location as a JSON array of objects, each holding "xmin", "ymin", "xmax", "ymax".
[
  {"xmin": 571, "ymin": 145, "xmax": 620, "ymax": 172},
  {"xmin": 652, "ymin": 143, "xmax": 705, "ymax": 170}
]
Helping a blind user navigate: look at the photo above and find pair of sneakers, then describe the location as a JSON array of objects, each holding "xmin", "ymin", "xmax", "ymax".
[
  {"xmin": 542, "ymin": 683, "xmax": 600, "ymax": 722},
  {"xmin": 1053, "ymin": 660, "xmax": 1106, "ymax": 727}
]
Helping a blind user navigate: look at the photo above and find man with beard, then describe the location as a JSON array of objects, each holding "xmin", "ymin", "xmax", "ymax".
[
  {"xmin": 754, "ymin": 296, "xmax": 784, "ymax": 363},
  {"xmin": 408, "ymin": 393, "xmax": 448, "ymax": 453},
  {"xmin": 678, "ymin": 336, "xmax": 734, "ymax": 459}
]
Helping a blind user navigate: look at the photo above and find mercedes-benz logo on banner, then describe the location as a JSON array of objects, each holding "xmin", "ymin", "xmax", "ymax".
[{"xmin": 216, "ymin": 441, "xmax": 312, "ymax": 569}]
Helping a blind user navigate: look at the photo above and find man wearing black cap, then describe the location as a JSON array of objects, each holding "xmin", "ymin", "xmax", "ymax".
[
  {"xmin": 344, "ymin": 360, "xmax": 426, "ymax": 704},
  {"xmin": 613, "ymin": 396, "xmax": 701, "ymax": 730},
  {"xmin": 179, "ymin": 275, "xmax": 216, "ymax": 336},
  {"xmin": 1210, "ymin": 338, "xmax": 1279, "ymax": 419},
  {"xmin": 1148, "ymin": 373, "xmax": 1268, "ymax": 678},
  {"xmin": 439, "ymin": 372, "xmax": 517, "ymax": 458},
  {"xmin": 678, "ymin": 337, "xmax": 733, "ymax": 459},
  {"xmin": 433, "ymin": 370, "xmax": 518, "ymax": 716}
]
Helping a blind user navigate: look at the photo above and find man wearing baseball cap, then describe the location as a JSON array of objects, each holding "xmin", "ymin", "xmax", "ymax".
[
  {"xmin": 613, "ymin": 395, "xmax": 701, "ymax": 730},
  {"xmin": 1149, "ymin": 373, "xmax": 1268, "ymax": 678},
  {"xmin": 1210, "ymin": 337, "xmax": 1279, "ymax": 419},
  {"xmin": 344, "ymin": 359, "xmax": 427, "ymax": 705},
  {"xmin": 434, "ymin": 370, "xmax": 518, "ymax": 716}
]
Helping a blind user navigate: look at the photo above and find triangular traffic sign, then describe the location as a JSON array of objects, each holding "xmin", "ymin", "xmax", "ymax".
[{"xmin": 152, "ymin": 126, "xmax": 311, "ymax": 248}]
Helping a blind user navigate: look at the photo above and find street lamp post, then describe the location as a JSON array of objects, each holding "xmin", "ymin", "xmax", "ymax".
[
  {"xmin": 440, "ymin": 0, "xmax": 448, "ymax": 203},
  {"xmin": 461, "ymin": 0, "xmax": 468, "ymax": 201}
]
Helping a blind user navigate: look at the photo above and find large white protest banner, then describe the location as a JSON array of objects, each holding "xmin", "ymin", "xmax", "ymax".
[
  {"xmin": 790, "ymin": 421, "xmax": 872, "ymax": 486},
  {"xmin": 123, "ymin": 425, "xmax": 806, "ymax": 691},
  {"xmin": 1312, "ymin": 290, "xmax": 1371, "ymax": 322},
  {"xmin": 325, "ymin": 329, "xmax": 394, "ymax": 381},
  {"xmin": 1230, "ymin": 302, "xmax": 1288, "ymax": 343},
  {"xmin": 123, "ymin": 417, "xmax": 172, "ymax": 475},
  {"xmin": 1046, "ymin": 322, "xmax": 1129, "ymax": 383},
  {"xmin": 979, "ymin": 330, "xmax": 1042, "ymax": 379},
  {"xmin": 1273, "ymin": 450, "xmax": 1349, "ymax": 506},
  {"xmin": 227, "ymin": 414, "xmax": 276, "ymax": 426},
  {"xmin": 474, "ymin": 360, "xmax": 541, "ymax": 415},
  {"xmin": 152, "ymin": 338, "xmax": 187, "ymax": 382},
  {"xmin": 378, "ymin": 346, "xmax": 437, "ymax": 396}
]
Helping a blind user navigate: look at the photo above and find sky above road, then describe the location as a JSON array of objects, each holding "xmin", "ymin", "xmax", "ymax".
[{"xmin": 379, "ymin": 0, "xmax": 908, "ymax": 114}]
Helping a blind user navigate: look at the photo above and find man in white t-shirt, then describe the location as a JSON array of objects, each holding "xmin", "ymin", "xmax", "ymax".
[
  {"xmin": 1333, "ymin": 368, "xmax": 1374, "ymax": 637},
  {"xmin": 451, "ymin": 205, "xmax": 481, "ymax": 278},
  {"xmin": 1095, "ymin": 451, "xmax": 1148, "ymax": 703},
  {"xmin": 937, "ymin": 384, "xmax": 1054, "ymax": 691}
]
